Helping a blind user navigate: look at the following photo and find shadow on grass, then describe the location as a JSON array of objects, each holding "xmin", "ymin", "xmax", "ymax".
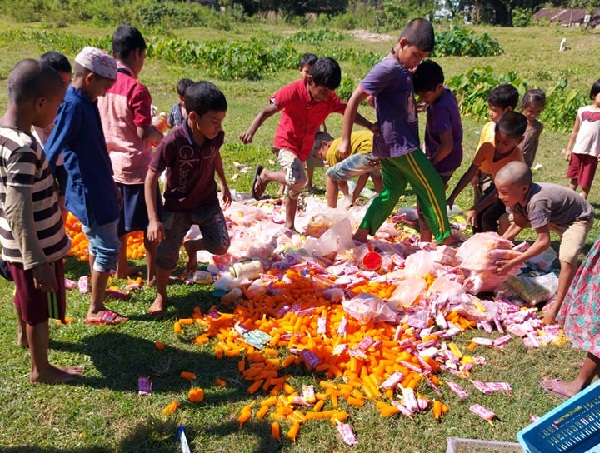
[{"xmin": 2, "ymin": 449, "xmax": 110, "ymax": 453}]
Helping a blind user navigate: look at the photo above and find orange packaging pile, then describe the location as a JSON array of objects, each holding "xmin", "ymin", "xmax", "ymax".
[
  {"xmin": 64, "ymin": 212, "xmax": 145, "ymax": 261},
  {"xmin": 170, "ymin": 268, "xmax": 481, "ymax": 442}
]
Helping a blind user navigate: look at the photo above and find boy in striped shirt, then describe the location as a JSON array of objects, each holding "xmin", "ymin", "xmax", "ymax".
[{"xmin": 0, "ymin": 59, "xmax": 83, "ymax": 383}]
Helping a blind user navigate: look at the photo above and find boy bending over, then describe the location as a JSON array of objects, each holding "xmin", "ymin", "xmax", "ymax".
[
  {"xmin": 495, "ymin": 161, "xmax": 593, "ymax": 325},
  {"xmin": 146, "ymin": 82, "xmax": 231, "ymax": 317}
]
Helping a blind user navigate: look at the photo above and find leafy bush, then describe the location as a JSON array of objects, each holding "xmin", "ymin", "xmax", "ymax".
[
  {"xmin": 447, "ymin": 66, "xmax": 587, "ymax": 133},
  {"xmin": 433, "ymin": 27, "xmax": 502, "ymax": 57},
  {"xmin": 136, "ymin": 1, "xmax": 232, "ymax": 31},
  {"xmin": 286, "ymin": 30, "xmax": 347, "ymax": 44},
  {"xmin": 541, "ymin": 77, "xmax": 588, "ymax": 133},
  {"xmin": 512, "ymin": 8, "xmax": 532, "ymax": 27}
]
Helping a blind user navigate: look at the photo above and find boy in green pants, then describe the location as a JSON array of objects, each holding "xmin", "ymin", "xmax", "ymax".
[{"xmin": 339, "ymin": 18, "xmax": 453, "ymax": 244}]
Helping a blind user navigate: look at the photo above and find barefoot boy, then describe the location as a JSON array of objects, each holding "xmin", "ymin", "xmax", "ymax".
[
  {"xmin": 494, "ymin": 161, "xmax": 593, "ymax": 325},
  {"xmin": 146, "ymin": 81, "xmax": 231, "ymax": 316},
  {"xmin": 340, "ymin": 18, "xmax": 453, "ymax": 244},
  {"xmin": 0, "ymin": 59, "xmax": 82, "ymax": 383}
]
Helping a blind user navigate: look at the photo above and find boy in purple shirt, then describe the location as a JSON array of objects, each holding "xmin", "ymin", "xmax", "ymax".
[
  {"xmin": 412, "ymin": 59, "xmax": 463, "ymax": 241},
  {"xmin": 339, "ymin": 18, "xmax": 453, "ymax": 245}
]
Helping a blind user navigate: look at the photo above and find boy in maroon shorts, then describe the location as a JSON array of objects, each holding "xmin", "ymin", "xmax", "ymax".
[{"xmin": 0, "ymin": 59, "xmax": 83, "ymax": 383}]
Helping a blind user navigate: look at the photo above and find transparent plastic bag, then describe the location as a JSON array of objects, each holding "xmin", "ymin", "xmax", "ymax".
[{"xmin": 342, "ymin": 293, "xmax": 398, "ymax": 325}]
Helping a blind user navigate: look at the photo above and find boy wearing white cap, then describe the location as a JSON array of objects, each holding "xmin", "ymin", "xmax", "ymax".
[{"xmin": 45, "ymin": 46, "xmax": 128, "ymax": 326}]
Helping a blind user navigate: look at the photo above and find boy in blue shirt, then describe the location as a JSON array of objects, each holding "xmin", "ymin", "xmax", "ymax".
[
  {"xmin": 339, "ymin": 18, "xmax": 453, "ymax": 245},
  {"xmin": 46, "ymin": 47, "xmax": 127, "ymax": 326}
]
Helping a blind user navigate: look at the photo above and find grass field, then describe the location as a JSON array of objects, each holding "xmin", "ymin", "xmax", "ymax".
[{"xmin": 0, "ymin": 19, "xmax": 598, "ymax": 453}]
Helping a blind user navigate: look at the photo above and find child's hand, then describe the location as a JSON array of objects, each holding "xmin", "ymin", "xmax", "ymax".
[
  {"xmin": 564, "ymin": 149, "xmax": 572, "ymax": 162},
  {"xmin": 542, "ymin": 303, "xmax": 560, "ymax": 326},
  {"xmin": 221, "ymin": 187, "xmax": 232, "ymax": 209},
  {"xmin": 337, "ymin": 140, "xmax": 350, "ymax": 159},
  {"xmin": 147, "ymin": 220, "xmax": 163, "ymax": 243},
  {"xmin": 239, "ymin": 131, "xmax": 254, "ymax": 144},
  {"xmin": 495, "ymin": 258, "xmax": 517, "ymax": 275},
  {"xmin": 32, "ymin": 262, "xmax": 58, "ymax": 292},
  {"xmin": 464, "ymin": 209, "xmax": 477, "ymax": 228}
]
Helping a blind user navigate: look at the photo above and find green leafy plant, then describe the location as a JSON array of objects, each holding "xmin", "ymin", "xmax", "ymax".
[
  {"xmin": 447, "ymin": 66, "xmax": 587, "ymax": 133},
  {"xmin": 433, "ymin": 27, "xmax": 503, "ymax": 57},
  {"xmin": 286, "ymin": 29, "xmax": 347, "ymax": 44}
]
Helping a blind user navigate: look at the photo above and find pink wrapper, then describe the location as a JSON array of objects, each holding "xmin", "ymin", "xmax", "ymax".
[
  {"xmin": 471, "ymin": 337, "xmax": 494, "ymax": 347},
  {"xmin": 381, "ymin": 371, "xmax": 403, "ymax": 389},
  {"xmin": 485, "ymin": 382, "xmax": 512, "ymax": 392},
  {"xmin": 358, "ymin": 336, "xmax": 374, "ymax": 350},
  {"xmin": 391, "ymin": 401, "xmax": 414, "ymax": 417},
  {"xmin": 400, "ymin": 361, "xmax": 422, "ymax": 373},
  {"xmin": 447, "ymin": 381, "xmax": 468, "ymax": 399},
  {"xmin": 469, "ymin": 404, "xmax": 496, "ymax": 421},
  {"xmin": 64, "ymin": 278, "xmax": 77, "ymax": 290},
  {"xmin": 336, "ymin": 422, "xmax": 358, "ymax": 446},
  {"xmin": 317, "ymin": 316, "xmax": 327, "ymax": 335},
  {"xmin": 493, "ymin": 335, "xmax": 512, "ymax": 348},
  {"xmin": 401, "ymin": 386, "xmax": 419, "ymax": 412},
  {"xmin": 78, "ymin": 275, "xmax": 88, "ymax": 294},
  {"xmin": 472, "ymin": 380, "xmax": 492, "ymax": 395},
  {"xmin": 337, "ymin": 316, "xmax": 348, "ymax": 336},
  {"xmin": 302, "ymin": 385, "xmax": 316, "ymax": 404},
  {"xmin": 332, "ymin": 344, "xmax": 347, "ymax": 356}
]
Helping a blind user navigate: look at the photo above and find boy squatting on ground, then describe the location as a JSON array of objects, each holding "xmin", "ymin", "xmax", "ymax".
[
  {"xmin": 0, "ymin": 59, "xmax": 83, "ymax": 383},
  {"xmin": 98, "ymin": 25, "xmax": 164, "ymax": 285},
  {"xmin": 412, "ymin": 59, "xmax": 463, "ymax": 242},
  {"xmin": 447, "ymin": 111, "xmax": 527, "ymax": 233},
  {"xmin": 45, "ymin": 47, "xmax": 127, "ymax": 326},
  {"xmin": 339, "ymin": 18, "xmax": 453, "ymax": 245},
  {"xmin": 240, "ymin": 57, "xmax": 373, "ymax": 232},
  {"xmin": 145, "ymin": 81, "xmax": 231, "ymax": 317},
  {"xmin": 311, "ymin": 130, "xmax": 382, "ymax": 208},
  {"xmin": 494, "ymin": 161, "xmax": 593, "ymax": 326}
]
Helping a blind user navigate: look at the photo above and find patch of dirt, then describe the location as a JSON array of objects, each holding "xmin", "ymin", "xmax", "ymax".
[{"xmin": 349, "ymin": 29, "xmax": 395, "ymax": 42}]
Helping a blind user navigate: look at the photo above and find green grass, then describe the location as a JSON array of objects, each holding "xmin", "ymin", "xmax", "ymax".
[{"xmin": 0, "ymin": 20, "xmax": 598, "ymax": 453}]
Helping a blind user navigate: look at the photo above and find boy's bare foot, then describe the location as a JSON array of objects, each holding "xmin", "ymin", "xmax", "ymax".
[
  {"xmin": 183, "ymin": 241, "xmax": 198, "ymax": 272},
  {"xmin": 146, "ymin": 276, "xmax": 157, "ymax": 288},
  {"xmin": 148, "ymin": 294, "xmax": 166, "ymax": 317},
  {"xmin": 116, "ymin": 266, "xmax": 144, "ymax": 279},
  {"xmin": 17, "ymin": 327, "xmax": 28, "ymax": 348},
  {"xmin": 31, "ymin": 364, "xmax": 83, "ymax": 384}
]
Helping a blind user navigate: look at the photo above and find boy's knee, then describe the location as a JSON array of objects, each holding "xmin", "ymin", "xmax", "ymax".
[{"xmin": 207, "ymin": 242, "xmax": 230, "ymax": 256}]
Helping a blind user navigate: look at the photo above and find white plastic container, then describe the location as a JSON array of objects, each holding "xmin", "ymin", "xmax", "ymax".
[{"xmin": 230, "ymin": 260, "xmax": 262, "ymax": 280}]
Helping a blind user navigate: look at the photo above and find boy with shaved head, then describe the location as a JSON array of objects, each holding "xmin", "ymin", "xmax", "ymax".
[
  {"xmin": 0, "ymin": 59, "xmax": 83, "ymax": 383},
  {"xmin": 494, "ymin": 161, "xmax": 593, "ymax": 325}
]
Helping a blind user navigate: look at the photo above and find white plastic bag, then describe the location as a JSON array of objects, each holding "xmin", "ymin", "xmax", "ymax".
[
  {"xmin": 504, "ymin": 272, "xmax": 558, "ymax": 305},
  {"xmin": 342, "ymin": 293, "xmax": 398, "ymax": 324}
]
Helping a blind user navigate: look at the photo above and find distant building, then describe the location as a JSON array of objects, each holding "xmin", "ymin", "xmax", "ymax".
[{"xmin": 533, "ymin": 8, "xmax": 600, "ymax": 28}]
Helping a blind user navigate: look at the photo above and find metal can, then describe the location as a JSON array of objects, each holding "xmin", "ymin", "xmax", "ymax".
[{"xmin": 230, "ymin": 260, "xmax": 262, "ymax": 280}]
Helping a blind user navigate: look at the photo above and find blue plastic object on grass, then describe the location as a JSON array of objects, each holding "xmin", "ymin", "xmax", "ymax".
[{"xmin": 518, "ymin": 379, "xmax": 600, "ymax": 453}]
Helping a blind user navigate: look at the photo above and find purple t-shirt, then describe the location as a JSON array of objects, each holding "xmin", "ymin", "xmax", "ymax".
[
  {"xmin": 424, "ymin": 88, "xmax": 463, "ymax": 174},
  {"xmin": 360, "ymin": 56, "xmax": 419, "ymax": 158},
  {"xmin": 149, "ymin": 122, "xmax": 224, "ymax": 212}
]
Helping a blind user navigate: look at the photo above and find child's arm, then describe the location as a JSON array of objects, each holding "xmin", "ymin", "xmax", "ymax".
[
  {"xmin": 144, "ymin": 168, "xmax": 163, "ymax": 243},
  {"xmin": 339, "ymin": 87, "xmax": 370, "ymax": 156},
  {"xmin": 430, "ymin": 129, "xmax": 453, "ymax": 165},
  {"xmin": 240, "ymin": 103, "xmax": 279, "ymax": 144},
  {"xmin": 214, "ymin": 151, "xmax": 232, "ymax": 209},
  {"xmin": 564, "ymin": 112, "xmax": 581, "ymax": 163},
  {"xmin": 497, "ymin": 225, "xmax": 550, "ymax": 274},
  {"xmin": 351, "ymin": 173, "xmax": 370, "ymax": 205},
  {"xmin": 447, "ymin": 163, "xmax": 479, "ymax": 207},
  {"xmin": 5, "ymin": 185, "xmax": 57, "ymax": 291},
  {"xmin": 138, "ymin": 125, "xmax": 163, "ymax": 145}
]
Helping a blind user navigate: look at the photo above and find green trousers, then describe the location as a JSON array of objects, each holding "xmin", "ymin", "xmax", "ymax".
[{"xmin": 359, "ymin": 149, "xmax": 451, "ymax": 243}]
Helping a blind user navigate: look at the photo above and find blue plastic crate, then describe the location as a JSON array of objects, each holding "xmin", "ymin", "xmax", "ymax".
[{"xmin": 518, "ymin": 379, "xmax": 600, "ymax": 453}]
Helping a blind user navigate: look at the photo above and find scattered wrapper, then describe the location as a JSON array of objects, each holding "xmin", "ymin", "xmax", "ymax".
[
  {"xmin": 469, "ymin": 404, "xmax": 496, "ymax": 422},
  {"xmin": 336, "ymin": 421, "xmax": 358, "ymax": 446},
  {"xmin": 137, "ymin": 376, "xmax": 152, "ymax": 396}
]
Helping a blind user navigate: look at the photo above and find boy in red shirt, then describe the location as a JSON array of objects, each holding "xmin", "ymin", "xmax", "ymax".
[
  {"xmin": 240, "ymin": 57, "xmax": 373, "ymax": 231},
  {"xmin": 97, "ymin": 25, "xmax": 163, "ymax": 285}
]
